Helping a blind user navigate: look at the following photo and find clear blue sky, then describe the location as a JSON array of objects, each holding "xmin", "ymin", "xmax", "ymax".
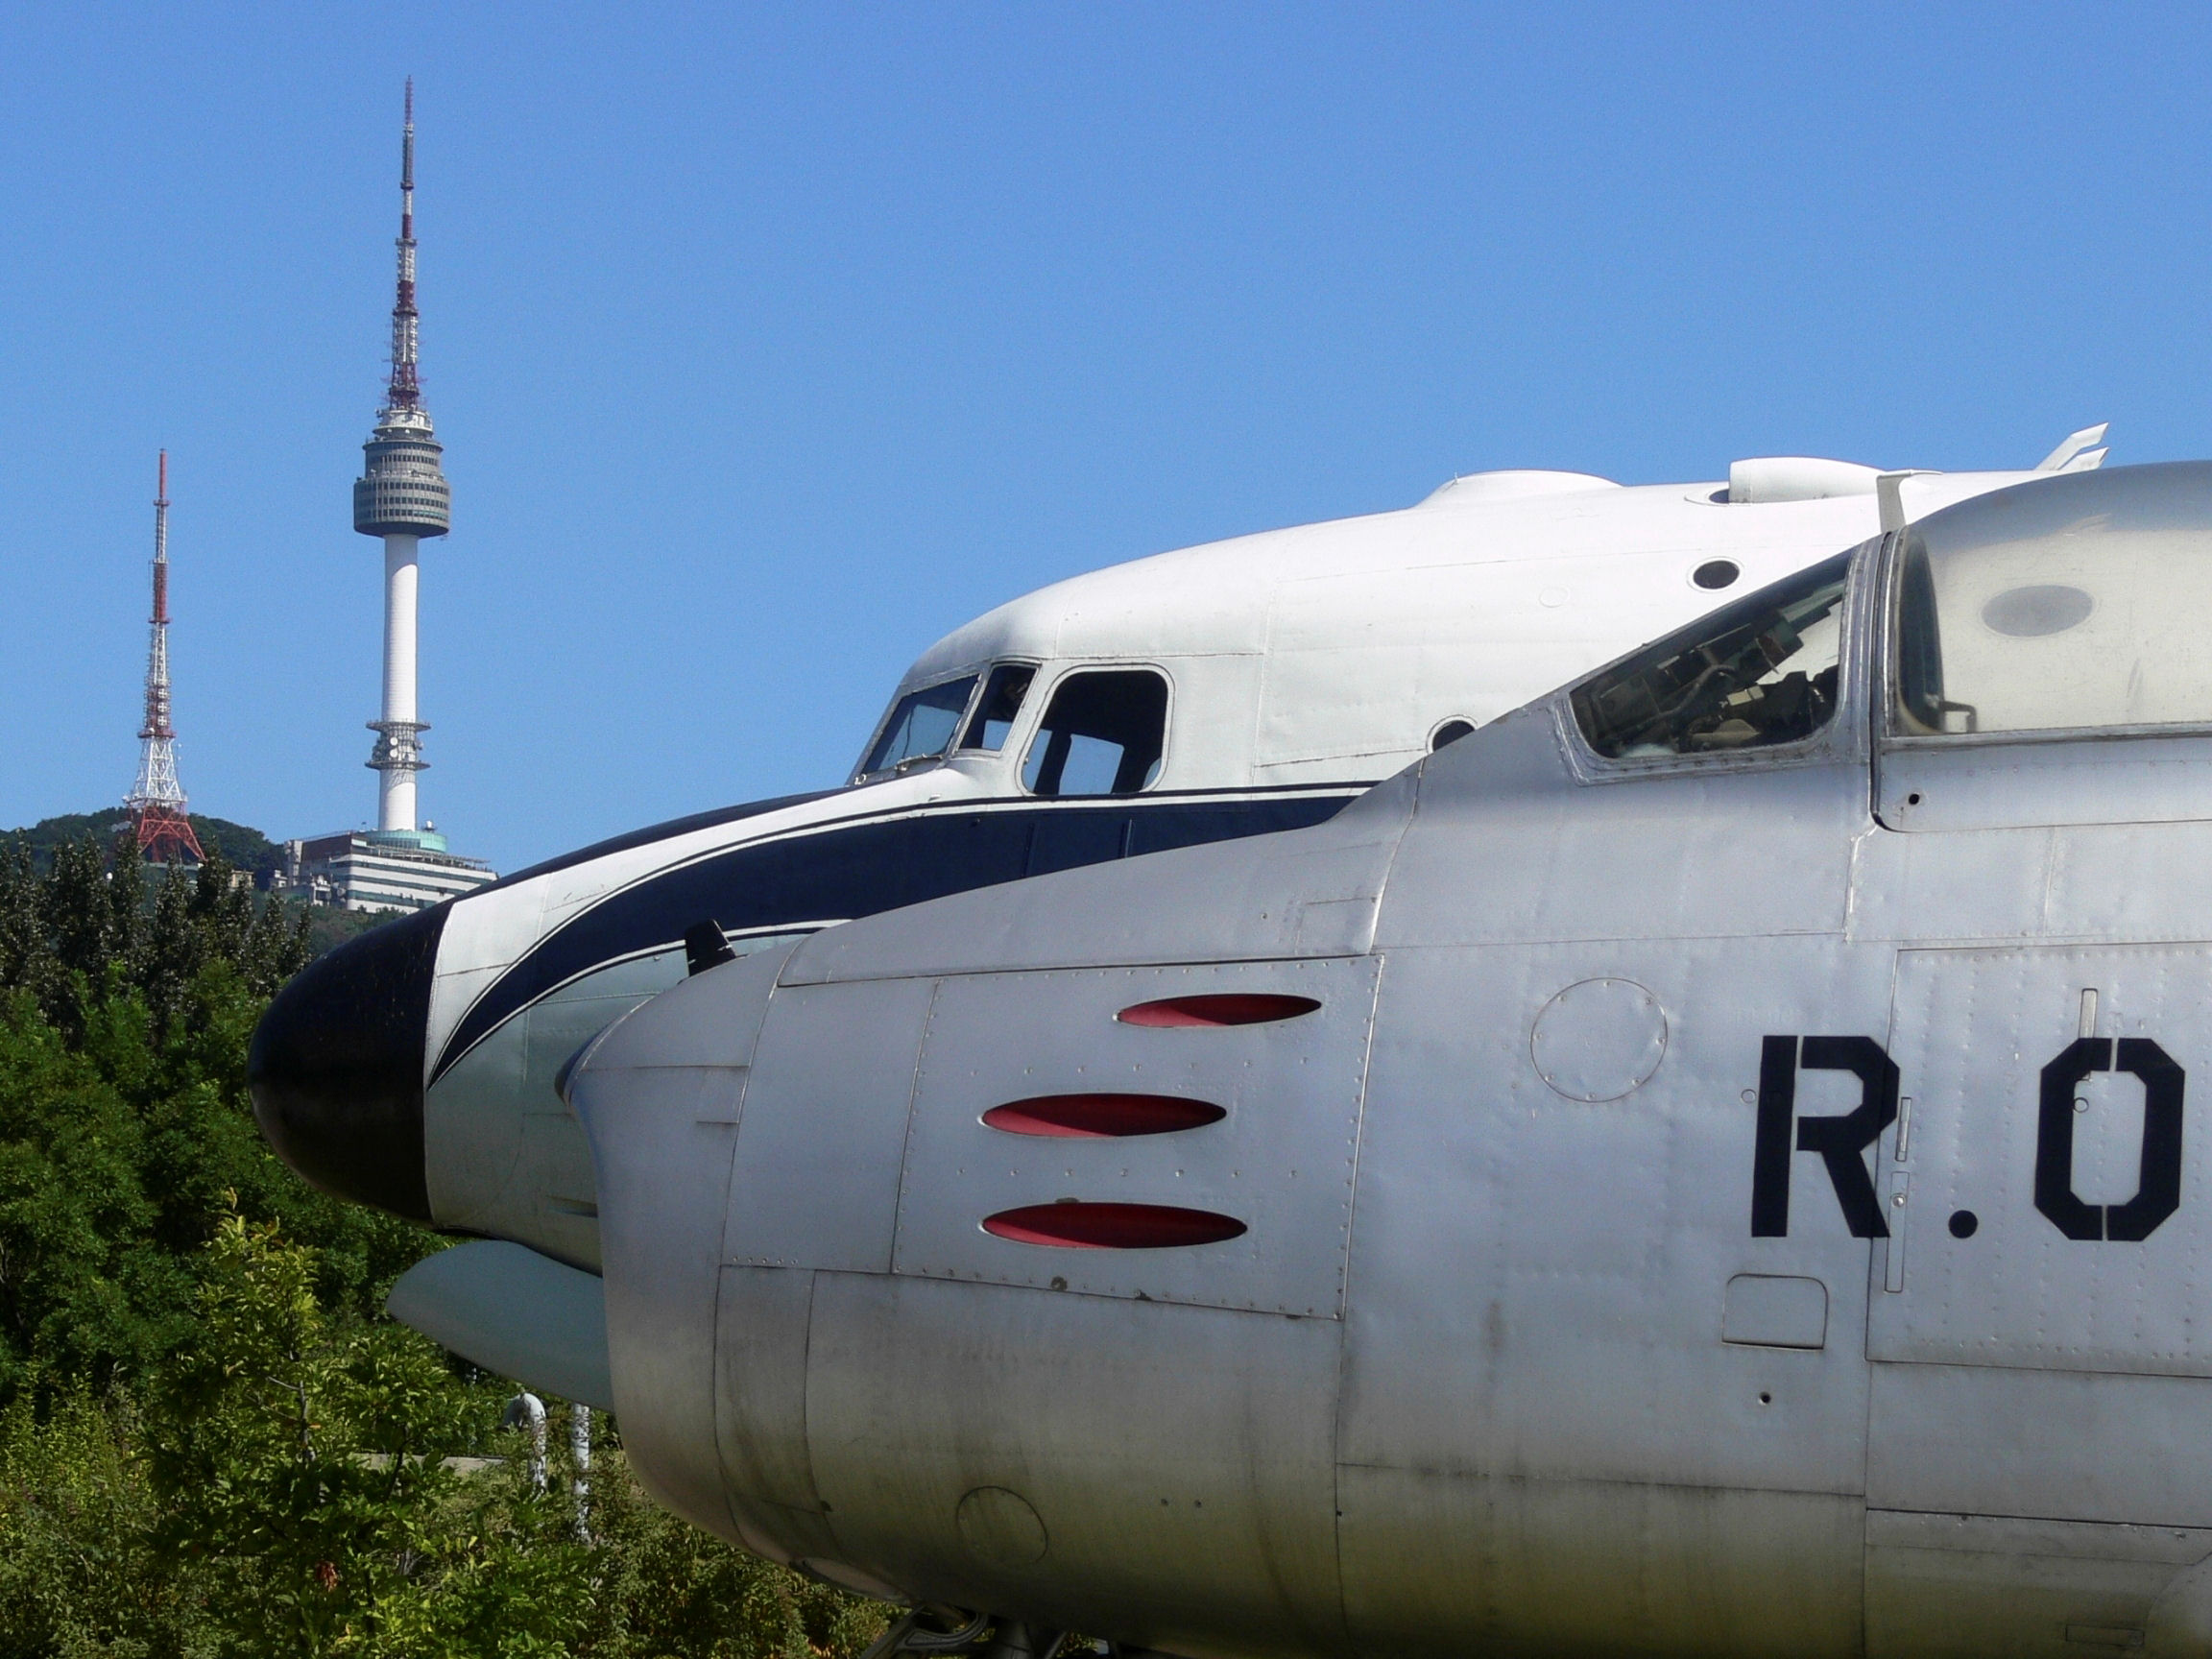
[{"xmin": 2, "ymin": 4, "xmax": 2206, "ymax": 872}]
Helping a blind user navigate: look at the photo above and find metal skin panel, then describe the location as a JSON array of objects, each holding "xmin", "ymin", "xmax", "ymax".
[
  {"xmin": 1850, "ymin": 820, "xmax": 2212, "ymax": 948},
  {"xmin": 1878, "ymin": 733, "xmax": 2212, "ymax": 833},
  {"xmin": 1337, "ymin": 732, "xmax": 1886, "ymax": 1658},
  {"xmin": 723, "ymin": 976, "xmax": 938, "ymax": 1272},
  {"xmin": 1373, "ymin": 710, "xmax": 1859, "ymax": 950},
  {"xmin": 714, "ymin": 1265, "xmax": 843, "ymax": 1567},
  {"xmin": 1847, "ymin": 826, "xmax": 2058, "ymax": 947},
  {"xmin": 573, "ymin": 1060, "xmax": 745, "ymax": 1538},
  {"xmin": 2045, "ymin": 821, "xmax": 2212, "ymax": 941},
  {"xmin": 1339, "ymin": 938, "xmax": 1885, "ymax": 1501},
  {"xmin": 800, "ymin": 1271, "xmax": 1348, "ymax": 1659},
  {"xmin": 1864, "ymin": 1512, "xmax": 2212, "ymax": 1659},
  {"xmin": 568, "ymin": 944, "xmax": 792, "ymax": 1542},
  {"xmin": 893, "ymin": 958, "xmax": 1377, "ymax": 1315},
  {"xmin": 1336, "ymin": 1468, "xmax": 1863, "ymax": 1659},
  {"xmin": 385, "ymin": 1239, "xmax": 612, "ymax": 1410},
  {"xmin": 427, "ymin": 942, "xmax": 777, "ymax": 1268},
  {"xmin": 1864, "ymin": 1363, "xmax": 2212, "ymax": 1529},
  {"xmin": 778, "ymin": 777, "xmax": 1415, "ymax": 988},
  {"xmin": 1873, "ymin": 946, "xmax": 2212, "ymax": 1376}
]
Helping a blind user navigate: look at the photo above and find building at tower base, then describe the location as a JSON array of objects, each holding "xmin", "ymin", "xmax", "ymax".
[{"xmin": 276, "ymin": 827, "xmax": 494, "ymax": 913}]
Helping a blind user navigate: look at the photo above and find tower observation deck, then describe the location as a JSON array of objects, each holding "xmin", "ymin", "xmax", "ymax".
[{"xmin": 355, "ymin": 79, "xmax": 451, "ymax": 840}]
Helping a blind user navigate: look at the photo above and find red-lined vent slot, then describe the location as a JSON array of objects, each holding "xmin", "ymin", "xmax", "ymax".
[
  {"xmin": 983, "ymin": 1094, "xmax": 1226, "ymax": 1139},
  {"xmin": 1117, "ymin": 993, "xmax": 1321, "ymax": 1028},
  {"xmin": 982, "ymin": 1202, "xmax": 1248, "ymax": 1250}
]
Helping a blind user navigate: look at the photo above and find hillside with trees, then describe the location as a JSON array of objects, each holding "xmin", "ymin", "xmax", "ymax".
[
  {"xmin": 7, "ymin": 810, "xmax": 287, "ymax": 886},
  {"xmin": 7, "ymin": 811, "xmax": 414, "ymax": 957},
  {"xmin": 0, "ymin": 833, "xmax": 885, "ymax": 1656}
]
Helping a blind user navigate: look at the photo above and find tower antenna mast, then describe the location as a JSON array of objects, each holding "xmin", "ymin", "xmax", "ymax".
[
  {"xmin": 124, "ymin": 450, "xmax": 204, "ymax": 864},
  {"xmin": 389, "ymin": 76, "xmax": 420, "ymax": 410}
]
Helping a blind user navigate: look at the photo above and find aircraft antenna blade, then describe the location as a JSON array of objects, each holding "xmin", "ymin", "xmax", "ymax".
[{"xmin": 2037, "ymin": 422, "xmax": 2110, "ymax": 470}]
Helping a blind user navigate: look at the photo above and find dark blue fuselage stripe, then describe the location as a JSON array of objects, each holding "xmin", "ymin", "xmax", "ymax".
[{"xmin": 429, "ymin": 792, "xmax": 1358, "ymax": 1084}]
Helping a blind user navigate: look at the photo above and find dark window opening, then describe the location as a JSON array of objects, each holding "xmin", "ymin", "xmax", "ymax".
[
  {"xmin": 1431, "ymin": 719, "xmax": 1476, "ymax": 751},
  {"xmin": 1572, "ymin": 553, "xmax": 1850, "ymax": 759},
  {"xmin": 958, "ymin": 663, "xmax": 1037, "ymax": 753},
  {"xmin": 1694, "ymin": 559, "xmax": 1742, "ymax": 590},
  {"xmin": 1021, "ymin": 670, "xmax": 1169, "ymax": 797}
]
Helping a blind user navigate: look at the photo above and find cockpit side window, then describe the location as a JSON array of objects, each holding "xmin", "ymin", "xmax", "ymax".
[
  {"xmin": 1021, "ymin": 669, "xmax": 1169, "ymax": 797},
  {"xmin": 1893, "ymin": 468, "xmax": 2212, "ymax": 737},
  {"xmin": 856, "ymin": 675, "xmax": 979, "ymax": 780},
  {"xmin": 958, "ymin": 663, "xmax": 1037, "ymax": 753},
  {"xmin": 1571, "ymin": 553, "xmax": 1850, "ymax": 760}
]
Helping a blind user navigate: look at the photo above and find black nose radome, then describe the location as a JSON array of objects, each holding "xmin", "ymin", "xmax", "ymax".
[{"xmin": 248, "ymin": 903, "xmax": 448, "ymax": 1224}]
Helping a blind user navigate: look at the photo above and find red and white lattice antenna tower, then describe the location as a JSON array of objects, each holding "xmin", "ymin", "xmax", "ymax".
[{"xmin": 123, "ymin": 450, "xmax": 204, "ymax": 864}]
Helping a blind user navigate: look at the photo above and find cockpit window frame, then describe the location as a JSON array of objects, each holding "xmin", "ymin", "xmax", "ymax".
[
  {"xmin": 1877, "ymin": 519, "xmax": 2212, "ymax": 754},
  {"xmin": 1868, "ymin": 476, "xmax": 2212, "ymax": 832},
  {"xmin": 1016, "ymin": 661, "xmax": 1175, "ymax": 800},
  {"xmin": 851, "ymin": 670, "xmax": 988, "ymax": 785},
  {"xmin": 957, "ymin": 660, "xmax": 1043, "ymax": 755},
  {"xmin": 1555, "ymin": 538, "xmax": 1882, "ymax": 786}
]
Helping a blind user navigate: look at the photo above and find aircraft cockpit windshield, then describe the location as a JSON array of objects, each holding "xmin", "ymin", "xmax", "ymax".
[
  {"xmin": 854, "ymin": 661, "xmax": 1042, "ymax": 782},
  {"xmin": 1894, "ymin": 462, "xmax": 2212, "ymax": 738},
  {"xmin": 1572, "ymin": 552, "xmax": 1851, "ymax": 760},
  {"xmin": 855, "ymin": 675, "xmax": 978, "ymax": 781}
]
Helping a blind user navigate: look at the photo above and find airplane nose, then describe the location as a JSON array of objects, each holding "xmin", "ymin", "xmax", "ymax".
[{"xmin": 248, "ymin": 902, "xmax": 449, "ymax": 1224}]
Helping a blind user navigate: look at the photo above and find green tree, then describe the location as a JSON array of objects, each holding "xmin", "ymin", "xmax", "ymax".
[
  {"xmin": 0, "ymin": 831, "xmax": 895, "ymax": 1656},
  {"xmin": 0, "ymin": 1384, "xmax": 198, "ymax": 1656},
  {"xmin": 145, "ymin": 1210, "xmax": 522, "ymax": 1654}
]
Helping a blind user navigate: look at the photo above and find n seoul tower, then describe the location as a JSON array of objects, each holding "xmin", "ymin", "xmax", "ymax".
[{"xmin": 353, "ymin": 79, "xmax": 451, "ymax": 837}]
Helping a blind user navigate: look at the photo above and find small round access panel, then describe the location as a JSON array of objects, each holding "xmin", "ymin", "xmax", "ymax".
[
  {"xmin": 1529, "ymin": 977, "xmax": 1669, "ymax": 1102},
  {"xmin": 956, "ymin": 1486, "xmax": 1048, "ymax": 1567}
]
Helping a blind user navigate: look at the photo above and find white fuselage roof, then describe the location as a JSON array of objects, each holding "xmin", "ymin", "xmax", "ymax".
[{"xmin": 883, "ymin": 469, "xmax": 2054, "ymax": 792}]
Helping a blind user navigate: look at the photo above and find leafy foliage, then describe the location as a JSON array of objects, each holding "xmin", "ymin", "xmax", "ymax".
[
  {"xmin": 0, "ymin": 834, "xmax": 891, "ymax": 1656},
  {"xmin": 0, "ymin": 837, "xmax": 418, "ymax": 1395},
  {"xmin": 0, "ymin": 1215, "xmax": 886, "ymax": 1656}
]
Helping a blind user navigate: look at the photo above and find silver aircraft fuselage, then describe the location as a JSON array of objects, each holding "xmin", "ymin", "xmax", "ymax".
[{"xmin": 569, "ymin": 463, "xmax": 2212, "ymax": 1659}]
